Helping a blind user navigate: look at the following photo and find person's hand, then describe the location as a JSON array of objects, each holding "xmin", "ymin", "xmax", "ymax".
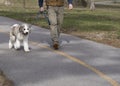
[
  {"xmin": 68, "ymin": 4, "xmax": 73, "ymax": 10},
  {"xmin": 40, "ymin": 7, "xmax": 44, "ymax": 12}
]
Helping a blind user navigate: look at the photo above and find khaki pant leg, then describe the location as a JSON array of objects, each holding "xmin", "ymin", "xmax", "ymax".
[
  {"xmin": 57, "ymin": 7, "xmax": 64, "ymax": 37},
  {"xmin": 48, "ymin": 6, "xmax": 64, "ymax": 42},
  {"xmin": 48, "ymin": 6, "xmax": 58, "ymax": 42}
]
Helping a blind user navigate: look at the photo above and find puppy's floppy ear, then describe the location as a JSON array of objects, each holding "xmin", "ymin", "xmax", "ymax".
[{"xmin": 19, "ymin": 25, "xmax": 24, "ymax": 33}]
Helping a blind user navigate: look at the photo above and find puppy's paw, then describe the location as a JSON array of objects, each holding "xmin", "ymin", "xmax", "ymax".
[
  {"xmin": 9, "ymin": 45, "xmax": 13, "ymax": 49},
  {"xmin": 24, "ymin": 49, "xmax": 30, "ymax": 53},
  {"xmin": 14, "ymin": 44, "xmax": 21, "ymax": 50},
  {"xmin": 14, "ymin": 46, "xmax": 20, "ymax": 50},
  {"xmin": 9, "ymin": 42, "xmax": 13, "ymax": 49}
]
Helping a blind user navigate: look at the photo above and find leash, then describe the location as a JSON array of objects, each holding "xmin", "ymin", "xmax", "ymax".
[{"xmin": 36, "ymin": 10, "xmax": 50, "ymax": 25}]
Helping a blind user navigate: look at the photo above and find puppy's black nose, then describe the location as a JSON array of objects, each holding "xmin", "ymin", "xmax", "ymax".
[
  {"xmin": 26, "ymin": 32, "xmax": 28, "ymax": 34},
  {"xmin": 24, "ymin": 32, "xmax": 28, "ymax": 35}
]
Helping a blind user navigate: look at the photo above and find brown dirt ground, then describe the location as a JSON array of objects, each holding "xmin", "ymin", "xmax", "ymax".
[
  {"xmin": 70, "ymin": 31, "xmax": 120, "ymax": 48},
  {"xmin": 0, "ymin": 70, "xmax": 14, "ymax": 86}
]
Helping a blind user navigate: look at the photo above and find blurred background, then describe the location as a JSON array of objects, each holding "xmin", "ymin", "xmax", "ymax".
[{"xmin": 0, "ymin": 0, "xmax": 120, "ymax": 9}]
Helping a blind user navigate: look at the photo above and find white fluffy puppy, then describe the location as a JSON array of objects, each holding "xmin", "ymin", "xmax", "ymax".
[{"xmin": 9, "ymin": 24, "xmax": 31, "ymax": 52}]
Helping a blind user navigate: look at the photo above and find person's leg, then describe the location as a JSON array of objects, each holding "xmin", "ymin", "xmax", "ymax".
[
  {"xmin": 48, "ymin": 6, "xmax": 59, "ymax": 49},
  {"xmin": 57, "ymin": 6, "xmax": 64, "ymax": 37},
  {"xmin": 48, "ymin": 6, "xmax": 58, "ymax": 42}
]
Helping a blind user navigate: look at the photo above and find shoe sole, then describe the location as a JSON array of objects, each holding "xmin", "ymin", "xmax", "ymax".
[{"xmin": 53, "ymin": 43, "xmax": 59, "ymax": 50}]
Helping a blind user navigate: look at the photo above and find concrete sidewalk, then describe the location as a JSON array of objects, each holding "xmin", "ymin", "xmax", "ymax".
[{"xmin": 0, "ymin": 16, "xmax": 120, "ymax": 86}]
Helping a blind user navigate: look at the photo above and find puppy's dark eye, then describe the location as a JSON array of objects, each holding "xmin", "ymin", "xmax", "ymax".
[{"xmin": 24, "ymin": 29, "xmax": 25, "ymax": 30}]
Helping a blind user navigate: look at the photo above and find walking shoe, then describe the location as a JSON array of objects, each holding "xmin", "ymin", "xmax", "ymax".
[{"xmin": 53, "ymin": 41, "xmax": 59, "ymax": 50}]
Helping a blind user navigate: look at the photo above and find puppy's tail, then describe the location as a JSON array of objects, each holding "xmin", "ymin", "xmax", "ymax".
[{"xmin": 11, "ymin": 24, "xmax": 20, "ymax": 28}]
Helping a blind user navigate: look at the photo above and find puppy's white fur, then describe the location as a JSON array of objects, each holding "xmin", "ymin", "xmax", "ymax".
[{"xmin": 9, "ymin": 24, "xmax": 31, "ymax": 52}]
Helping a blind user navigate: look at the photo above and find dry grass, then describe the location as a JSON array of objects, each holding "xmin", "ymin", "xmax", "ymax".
[{"xmin": 71, "ymin": 31, "xmax": 120, "ymax": 48}]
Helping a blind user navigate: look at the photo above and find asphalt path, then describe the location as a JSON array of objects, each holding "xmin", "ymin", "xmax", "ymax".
[{"xmin": 0, "ymin": 16, "xmax": 120, "ymax": 86}]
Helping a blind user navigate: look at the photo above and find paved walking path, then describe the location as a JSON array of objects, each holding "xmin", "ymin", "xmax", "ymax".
[{"xmin": 0, "ymin": 16, "xmax": 120, "ymax": 86}]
